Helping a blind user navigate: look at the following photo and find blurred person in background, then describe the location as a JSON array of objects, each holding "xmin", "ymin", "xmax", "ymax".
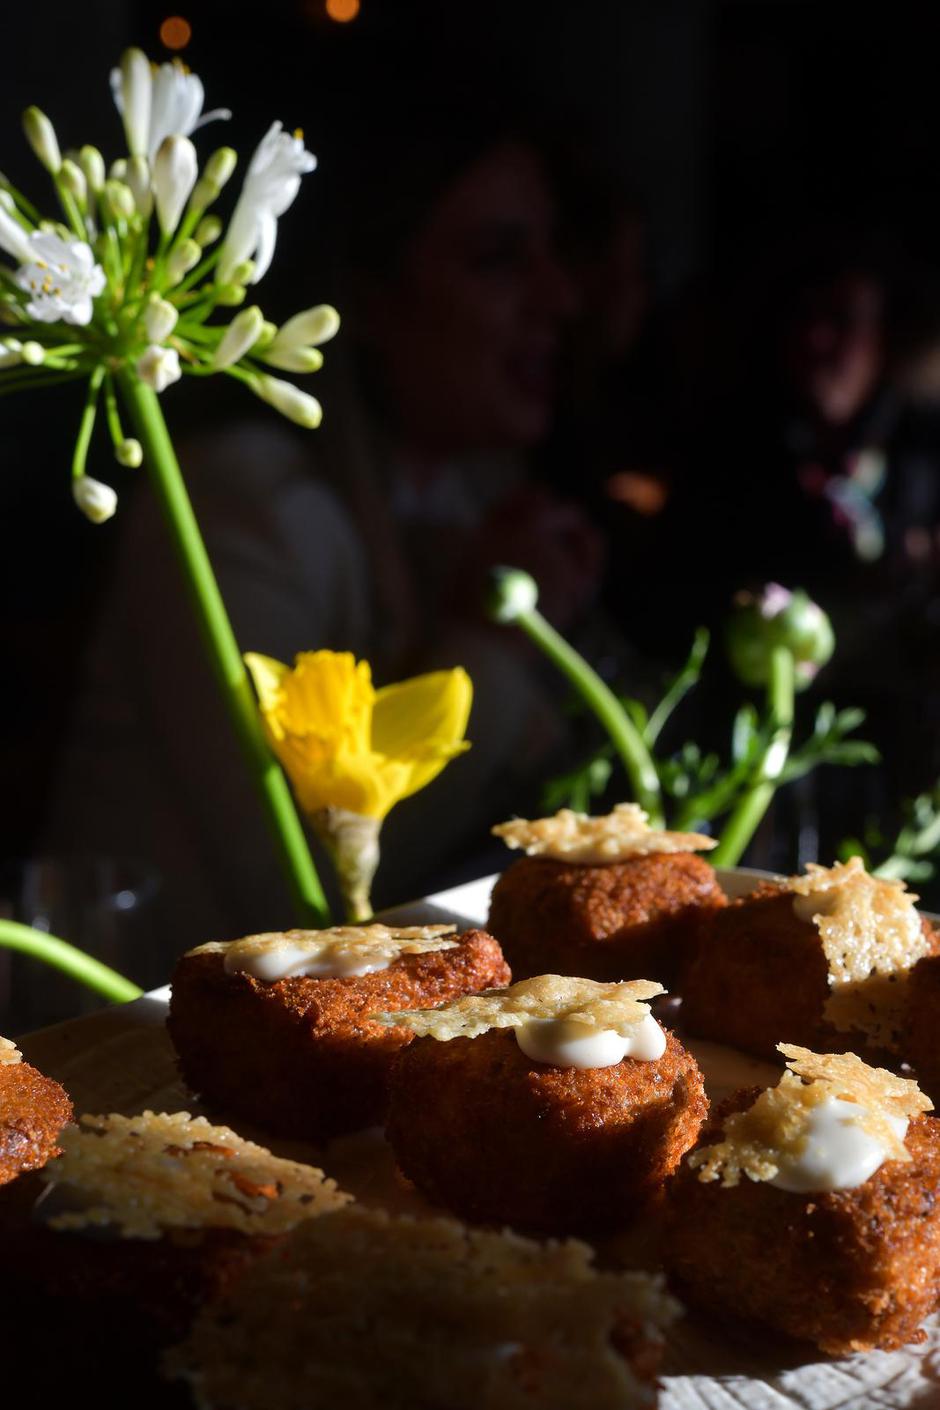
[{"xmin": 45, "ymin": 97, "xmax": 611, "ymax": 953}]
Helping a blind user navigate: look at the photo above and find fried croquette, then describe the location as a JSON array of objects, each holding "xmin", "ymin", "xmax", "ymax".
[
  {"xmin": 385, "ymin": 1026, "xmax": 707, "ymax": 1236},
  {"xmin": 168, "ymin": 928, "xmax": 510, "ymax": 1142},
  {"xmin": 487, "ymin": 852, "xmax": 726, "ymax": 987},
  {"xmin": 663, "ymin": 1089, "xmax": 940, "ymax": 1355},
  {"xmin": 680, "ymin": 881, "xmax": 940, "ymax": 1062},
  {"xmin": 907, "ymin": 953, "xmax": 940, "ymax": 1104},
  {"xmin": 0, "ymin": 1058, "xmax": 72, "ymax": 1184}
]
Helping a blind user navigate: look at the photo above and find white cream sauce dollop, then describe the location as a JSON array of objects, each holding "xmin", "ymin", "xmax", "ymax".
[
  {"xmin": 769, "ymin": 1096, "xmax": 909, "ymax": 1193},
  {"xmin": 223, "ymin": 942, "xmax": 391, "ymax": 982},
  {"xmin": 514, "ymin": 1012, "xmax": 667, "ymax": 1069}
]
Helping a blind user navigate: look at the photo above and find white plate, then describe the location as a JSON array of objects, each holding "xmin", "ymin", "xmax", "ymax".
[{"xmin": 21, "ymin": 868, "xmax": 940, "ymax": 1409}]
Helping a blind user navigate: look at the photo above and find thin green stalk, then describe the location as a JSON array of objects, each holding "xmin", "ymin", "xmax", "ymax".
[
  {"xmin": 712, "ymin": 646, "xmax": 795, "ymax": 866},
  {"xmin": 0, "ymin": 920, "xmax": 142, "ymax": 1004},
  {"xmin": 118, "ymin": 371, "xmax": 331, "ymax": 926},
  {"xmin": 516, "ymin": 606, "xmax": 663, "ymax": 823},
  {"xmin": 71, "ymin": 365, "xmax": 104, "ymax": 478},
  {"xmin": 0, "ymin": 370, "xmax": 85, "ymax": 395}
]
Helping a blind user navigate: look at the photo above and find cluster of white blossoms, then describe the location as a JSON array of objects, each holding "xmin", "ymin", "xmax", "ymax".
[{"xmin": 0, "ymin": 49, "xmax": 338, "ymax": 522}]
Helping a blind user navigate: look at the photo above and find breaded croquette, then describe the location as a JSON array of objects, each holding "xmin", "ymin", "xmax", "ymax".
[
  {"xmin": 664, "ymin": 1085, "xmax": 940, "ymax": 1355},
  {"xmin": 386, "ymin": 1025, "xmax": 707, "ymax": 1236},
  {"xmin": 681, "ymin": 874, "xmax": 940, "ymax": 1062},
  {"xmin": 488, "ymin": 852, "xmax": 726, "ymax": 987},
  {"xmin": 0, "ymin": 1041, "xmax": 72, "ymax": 1185},
  {"xmin": 168, "ymin": 927, "xmax": 510, "ymax": 1142},
  {"xmin": 907, "ymin": 952, "xmax": 940, "ymax": 1104}
]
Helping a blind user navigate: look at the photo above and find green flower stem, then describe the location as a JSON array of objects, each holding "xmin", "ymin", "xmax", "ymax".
[
  {"xmin": 0, "ymin": 920, "xmax": 142, "ymax": 1005},
  {"xmin": 71, "ymin": 365, "xmax": 104, "ymax": 478},
  {"xmin": 712, "ymin": 646, "xmax": 796, "ymax": 867},
  {"xmin": 118, "ymin": 371, "xmax": 331, "ymax": 926},
  {"xmin": 0, "ymin": 370, "xmax": 85, "ymax": 396},
  {"xmin": 515, "ymin": 605, "xmax": 664, "ymax": 824}
]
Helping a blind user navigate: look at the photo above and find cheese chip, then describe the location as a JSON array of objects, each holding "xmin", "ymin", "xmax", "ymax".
[
  {"xmin": 689, "ymin": 1044, "xmax": 931, "ymax": 1188},
  {"xmin": 789, "ymin": 858, "xmax": 930, "ymax": 1047},
  {"xmin": 188, "ymin": 923, "xmax": 458, "ymax": 973},
  {"xmin": 167, "ymin": 1205, "xmax": 679, "ymax": 1410},
  {"xmin": 374, "ymin": 974, "xmax": 664, "ymax": 1041},
  {"xmin": 0, "ymin": 1036, "xmax": 22, "ymax": 1066},
  {"xmin": 492, "ymin": 804, "xmax": 716, "ymax": 865},
  {"xmin": 41, "ymin": 1110, "xmax": 350, "ymax": 1240}
]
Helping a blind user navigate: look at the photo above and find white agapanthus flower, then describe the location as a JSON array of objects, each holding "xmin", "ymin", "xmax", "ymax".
[
  {"xmin": 111, "ymin": 54, "xmax": 231, "ymax": 162},
  {"xmin": 137, "ymin": 343, "xmax": 182, "ymax": 392},
  {"xmin": 15, "ymin": 230, "xmax": 106, "ymax": 325},
  {"xmin": 218, "ymin": 122, "xmax": 316, "ymax": 286}
]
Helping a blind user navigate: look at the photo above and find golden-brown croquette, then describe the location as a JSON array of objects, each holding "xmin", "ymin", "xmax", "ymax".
[
  {"xmin": 663, "ymin": 1090, "xmax": 940, "ymax": 1355},
  {"xmin": 680, "ymin": 882, "xmax": 940, "ymax": 1062},
  {"xmin": 487, "ymin": 852, "xmax": 725, "ymax": 988},
  {"xmin": 168, "ymin": 929, "xmax": 510, "ymax": 1142},
  {"xmin": 0, "ymin": 1060, "xmax": 72, "ymax": 1185},
  {"xmin": 386, "ymin": 1026, "xmax": 707, "ymax": 1236},
  {"xmin": 907, "ymin": 953, "xmax": 940, "ymax": 1104}
]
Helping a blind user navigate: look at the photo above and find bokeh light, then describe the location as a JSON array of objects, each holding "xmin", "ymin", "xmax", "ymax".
[
  {"xmin": 325, "ymin": 0, "xmax": 360, "ymax": 22},
  {"xmin": 159, "ymin": 15, "xmax": 192, "ymax": 50}
]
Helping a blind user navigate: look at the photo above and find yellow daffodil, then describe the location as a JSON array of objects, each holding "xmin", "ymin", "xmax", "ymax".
[{"xmin": 244, "ymin": 649, "xmax": 472, "ymax": 918}]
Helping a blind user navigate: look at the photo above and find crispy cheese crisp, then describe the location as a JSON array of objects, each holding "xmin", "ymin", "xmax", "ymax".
[
  {"xmin": 492, "ymin": 803, "xmax": 716, "ymax": 865},
  {"xmin": 0, "ymin": 1036, "xmax": 22, "ymax": 1065},
  {"xmin": 167, "ymin": 1205, "xmax": 679, "ymax": 1410},
  {"xmin": 41, "ymin": 1111, "xmax": 350, "ymax": 1240},
  {"xmin": 373, "ymin": 974, "xmax": 665, "ymax": 1041},
  {"xmin": 689, "ymin": 1044, "xmax": 932, "ymax": 1188},
  {"xmin": 188, "ymin": 923, "xmax": 459, "ymax": 974},
  {"xmin": 789, "ymin": 858, "xmax": 929, "ymax": 1046}
]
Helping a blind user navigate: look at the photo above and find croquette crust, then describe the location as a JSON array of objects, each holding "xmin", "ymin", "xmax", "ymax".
[
  {"xmin": 664, "ymin": 1091, "xmax": 940, "ymax": 1355},
  {"xmin": 680, "ymin": 882, "xmax": 940, "ymax": 1062},
  {"xmin": 907, "ymin": 953, "xmax": 940, "ymax": 1105},
  {"xmin": 0, "ymin": 1061, "xmax": 72, "ymax": 1185},
  {"xmin": 386, "ymin": 1026, "xmax": 707, "ymax": 1236},
  {"xmin": 167, "ymin": 929, "xmax": 510, "ymax": 1142},
  {"xmin": 487, "ymin": 851, "xmax": 726, "ymax": 987}
]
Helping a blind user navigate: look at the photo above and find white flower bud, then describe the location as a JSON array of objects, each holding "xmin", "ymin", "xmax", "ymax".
[
  {"xmin": 116, "ymin": 48, "xmax": 153, "ymax": 159},
  {"xmin": 144, "ymin": 295, "xmax": 179, "ymax": 343},
  {"xmin": 227, "ymin": 259, "xmax": 255, "ymax": 286},
  {"xmin": 137, "ymin": 344, "xmax": 182, "ymax": 393},
  {"xmin": 253, "ymin": 373, "xmax": 322, "ymax": 428},
  {"xmin": 115, "ymin": 438, "xmax": 143, "ymax": 468},
  {"xmin": 256, "ymin": 320, "xmax": 278, "ymax": 348},
  {"xmin": 79, "ymin": 146, "xmax": 105, "ymax": 194},
  {"xmin": 126, "ymin": 156, "xmax": 153, "ymax": 218},
  {"xmin": 59, "ymin": 159, "xmax": 87, "ymax": 209},
  {"xmin": 73, "ymin": 475, "xmax": 118, "ymax": 524},
  {"xmin": 104, "ymin": 180, "xmax": 136, "ymax": 222},
  {"xmin": 212, "ymin": 305, "xmax": 265, "ymax": 369},
  {"xmin": 195, "ymin": 215, "xmax": 222, "ymax": 246},
  {"xmin": 152, "ymin": 135, "xmax": 198, "ymax": 236},
  {"xmin": 0, "ymin": 340, "xmax": 22, "ymax": 369},
  {"xmin": 23, "ymin": 107, "xmax": 61, "ymax": 174},
  {"xmin": 0, "ymin": 205, "xmax": 32, "ymax": 263},
  {"xmin": 272, "ymin": 304, "xmax": 340, "ymax": 350},
  {"xmin": 166, "ymin": 239, "xmax": 201, "ymax": 286},
  {"xmin": 21, "ymin": 341, "xmax": 45, "ymax": 366},
  {"xmin": 110, "ymin": 158, "xmax": 129, "ymax": 182}
]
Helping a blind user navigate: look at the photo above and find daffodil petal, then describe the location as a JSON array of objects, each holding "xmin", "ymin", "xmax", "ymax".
[
  {"xmin": 373, "ymin": 668, "xmax": 472, "ymax": 761},
  {"xmin": 244, "ymin": 651, "xmax": 290, "ymax": 717}
]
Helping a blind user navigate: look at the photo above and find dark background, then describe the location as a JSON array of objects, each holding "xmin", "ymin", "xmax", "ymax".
[{"xmin": 3, "ymin": 0, "xmax": 940, "ymax": 1022}]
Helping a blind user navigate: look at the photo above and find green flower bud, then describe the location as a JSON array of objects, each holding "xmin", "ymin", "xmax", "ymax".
[
  {"xmin": 725, "ymin": 584, "xmax": 835, "ymax": 691},
  {"xmin": 79, "ymin": 145, "xmax": 106, "ymax": 194},
  {"xmin": 115, "ymin": 438, "xmax": 143, "ymax": 468},
  {"xmin": 23, "ymin": 106, "xmax": 61, "ymax": 174},
  {"xmin": 195, "ymin": 215, "xmax": 222, "ymax": 246},
  {"xmin": 59, "ymin": 159, "xmax": 87, "ymax": 209},
  {"xmin": 486, "ymin": 566, "xmax": 539, "ymax": 624},
  {"xmin": 104, "ymin": 179, "xmax": 136, "ymax": 222},
  {"xmin": 204, "ymin": 147, "xmax": 237, "ymax": 190},
  {"xmin": 215, "ymin": 284, "xmax": 247, "ymax": 307},
  {"xmin": 166, "ymin": 239, "xmax": 201, "ymax": 285}
]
